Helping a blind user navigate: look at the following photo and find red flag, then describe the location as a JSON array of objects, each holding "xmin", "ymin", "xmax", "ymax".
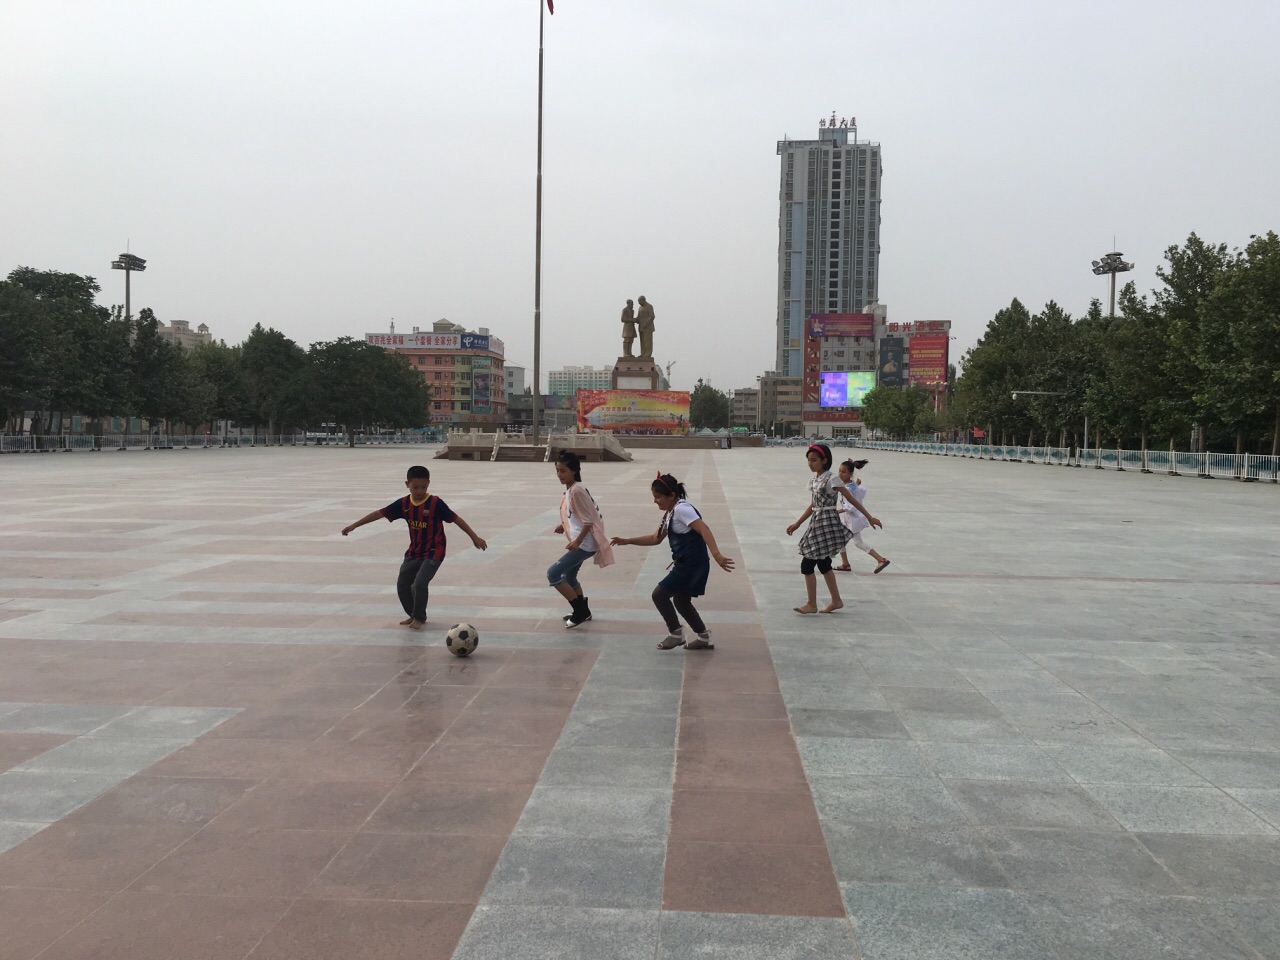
[{"xmin": 546, "ymin": 0, "xmax": 554, "ymax": 12}]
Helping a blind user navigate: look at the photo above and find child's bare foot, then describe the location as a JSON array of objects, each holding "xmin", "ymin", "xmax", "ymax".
[
  {"xmin": 408, "ymin": 620, "xmax": 424, "ymax": 630},
  {"xmin": 793, "ymin": 604, "xmax": 818, "ymax": 614},
  {"xmin": 821, "ymin": 600, "xmax": 844, "ymax": 614},
  {"xmin": 399, "ymin": 617, "xmax": 414, "ymax": 626}
]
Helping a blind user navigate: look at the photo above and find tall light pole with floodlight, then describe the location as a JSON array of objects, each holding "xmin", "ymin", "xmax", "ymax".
[
  {"xmin": 1091, "ymin": 251, "xmax": 1133, "ymax": 319},
  {"xmin": 111, "ymin": 252, "xmax": 147, "ymax": 321}
]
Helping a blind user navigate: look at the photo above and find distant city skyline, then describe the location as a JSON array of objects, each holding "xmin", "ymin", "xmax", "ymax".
[{"xmin": 2, "ymin": 2, "xmax": 1277, "ymax": 393}]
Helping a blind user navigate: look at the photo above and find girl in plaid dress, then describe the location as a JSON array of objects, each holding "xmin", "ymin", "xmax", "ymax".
[{"xmin": 786, "ymin": 443, "xmax": 882, "ymax": 614}]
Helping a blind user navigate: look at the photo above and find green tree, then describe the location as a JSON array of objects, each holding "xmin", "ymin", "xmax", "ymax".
[
  {"xmin": 1156, "ymin": 234, "xmax": 1236, "ymax": 450},
  {"xmin": 189, "ymin": 341, "xmax": 251, "ymax": 434},
  {"xmin": 0, "ymin": 277, "xmax": 50, "ymax": 431},
  {"xmin": 1, "ymin": 268, "xmax": 130, "ymax": 437},
  {"xmin": 241, "ymin": 323, "xmax": 306, "ymax": 436},
  {"xmin": 129, "ymin": 308, "xmax": 188, "ymax": 436},
  {"xmin": 1208, "ymin": 231, "xmax": 1280, "ymax": 454},
  {"xmin": 297, "ymin": 338, "xmax": 431, "ymax": 445},
  {"xmin": 954, "ymin": 299, "xmax": 1033, "ymax": 444},
  {"xmin": 689, "ymin": 378, "xmax": 729, "ymax": 430}
]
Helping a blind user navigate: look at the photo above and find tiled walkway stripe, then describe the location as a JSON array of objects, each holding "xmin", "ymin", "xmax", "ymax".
[
  {"xmin": 666, "ymin": 627, "xmax": 846, "ymax": 917},
  {"xmin": 451, "ymin": 636, "xmax": 684, "ymax": 956}
]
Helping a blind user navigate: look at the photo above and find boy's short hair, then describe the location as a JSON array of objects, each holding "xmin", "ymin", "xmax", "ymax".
[{"xmin": 406, "ymin": 465, "xmax": 430, "ymax": 482}]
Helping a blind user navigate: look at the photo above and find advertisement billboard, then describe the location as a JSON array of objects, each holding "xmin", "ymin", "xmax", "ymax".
[
  {"xmin": 878, "ymin": 337, "xmax": 904, "ymax": 387},
  {"xmin": 575, "ymin": 389, "xmax": 690, "ymax": 435},
  {"xmin": 460, "ymin": 333, "xmax": 490, "ymax": 352},
  {"xmin": 808, "ymin": 313, "xmax": 874, "ymax": 339},
  {"xmin": 819, "ymin": 371, "xmax": 876, "ymax": 407},
  {"xmin": 908, "ymin": 333, "xmax": 949, "ymax": 387},
  {"xmin": 366, "ymin": 332, "xmax": 460, "ymax": 349},
  {"xmin": 471, "ymin": 355, "xmax": 491, "ymax": 414}
]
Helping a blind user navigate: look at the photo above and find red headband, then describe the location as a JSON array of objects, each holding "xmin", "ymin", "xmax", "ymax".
[
  {"xmin": 807, "ymin": 444, "xmax": 826, "ymax": 457},
  {"xmin": 654, "ymin": 471, "xmax": 673, "ymax": 494}
]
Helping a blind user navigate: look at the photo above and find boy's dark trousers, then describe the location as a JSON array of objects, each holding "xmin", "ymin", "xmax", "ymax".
[{"xmin": 397, "ymin": 557, "xmax": 442, "ymax": 622}]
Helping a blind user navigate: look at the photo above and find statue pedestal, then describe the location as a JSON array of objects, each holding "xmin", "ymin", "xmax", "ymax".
[{"xmin": 612, "ymin": 357, "xmax": 661, "ymax": 391}]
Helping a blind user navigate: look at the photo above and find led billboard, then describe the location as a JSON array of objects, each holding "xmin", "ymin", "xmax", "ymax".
[{"xmin": 819, "ymin": 371, "xmax": 875, "ymax": 407}]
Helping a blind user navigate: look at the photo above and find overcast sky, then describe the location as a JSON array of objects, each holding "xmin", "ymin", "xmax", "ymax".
[{"xmin": 3, "ymin": 1, "xmax": 1277, "ymax": 392}]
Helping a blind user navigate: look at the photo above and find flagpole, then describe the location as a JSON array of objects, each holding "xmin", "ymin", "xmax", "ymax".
[{"xmin": 531, "ymin": 0, "xmax": 546, "ymax": 448}]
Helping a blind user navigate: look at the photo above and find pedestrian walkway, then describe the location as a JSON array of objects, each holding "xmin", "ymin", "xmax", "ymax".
[{"xmin": 0, "ymin": 447, "xmax": 1277, "ymax": 958}]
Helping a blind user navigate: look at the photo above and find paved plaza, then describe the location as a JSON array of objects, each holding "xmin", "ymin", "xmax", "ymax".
[{"xmin": 1, "ymin": 445, "xmax": 1278, "ymax": 959}]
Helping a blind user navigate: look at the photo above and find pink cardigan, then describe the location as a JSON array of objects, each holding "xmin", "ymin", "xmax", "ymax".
[{"xmin": 560, "ymin": 483, "xmax": 615, "ymax": 567}]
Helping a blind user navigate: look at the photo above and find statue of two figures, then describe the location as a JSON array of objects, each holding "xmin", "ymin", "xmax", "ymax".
[{"xmin": 620, "ymin": 296, "xmax": 654, "ymax": 359}]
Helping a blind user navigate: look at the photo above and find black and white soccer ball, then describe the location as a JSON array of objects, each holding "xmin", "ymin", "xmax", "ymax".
[{"xmin": 446, "ymin": 622, "xmax": 479, "ymax": 657}]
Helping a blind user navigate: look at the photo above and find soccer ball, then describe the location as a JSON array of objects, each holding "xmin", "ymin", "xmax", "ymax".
[{"xmin": 446, "ymin": 623, "xmax": 479, "ymax": 657}]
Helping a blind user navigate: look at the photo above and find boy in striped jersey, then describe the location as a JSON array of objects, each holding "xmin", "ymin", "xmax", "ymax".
[{"xmin": 342, "ymin": 465, "xmax": 487, "ymax": 629}]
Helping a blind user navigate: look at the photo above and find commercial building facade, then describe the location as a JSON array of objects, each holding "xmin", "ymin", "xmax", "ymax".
[
  {"xmin": 757, "ymin": 373, "xmax": 803, "ymax": 436},
  {"xmin": 775, "ymin": 117, "xmax": 882, "ymax": 379},
  {"xmin": 548, "ymin": 365, "xmax": 613, "ymax": 397},
  {"xmin": 366, "ymin": 320, "xmax": 507, "ymax": 429}
]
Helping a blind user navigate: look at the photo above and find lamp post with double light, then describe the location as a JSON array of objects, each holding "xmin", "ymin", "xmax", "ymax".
[
  {"xmin": 111, "ymin": 252, "xmax": 146, "ymax": 322},
  {"xmin": 1091, "ymin": 251, "xmax": 1133, "ymax": 319}
]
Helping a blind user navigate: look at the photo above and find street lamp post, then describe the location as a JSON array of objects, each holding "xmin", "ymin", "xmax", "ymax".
[
  {"xmin": 1091, "ymin": 251, "xmax": 1134, "ymax": 319},
  {"xmin": 110, "ymin": 252, "xmax": 147, "ymax": 321}
]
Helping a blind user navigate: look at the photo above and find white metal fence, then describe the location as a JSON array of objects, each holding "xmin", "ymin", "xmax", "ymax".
[
  {"xmin": 849, "ymin": 440, "xmax": 1280, "ymax": 484},
  {"xmin": 0, "ymin": 434, "xmax": 441, "ymax": 454}
]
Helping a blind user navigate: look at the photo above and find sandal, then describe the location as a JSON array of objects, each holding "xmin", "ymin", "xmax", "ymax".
[
  {"xmin": 874, "ymin": 559, "xmax": 891, "ymax": 574},
  {"xmin": 684, "ymin": 634, "xmax": 715, "ymax": 651},
  {"xmin": 834, "ymin": 564, "xmax": 852, "ymax": 572},
  {"xmin": 657, "ymin": 630, "xmax": 685, "ymax": 650}
]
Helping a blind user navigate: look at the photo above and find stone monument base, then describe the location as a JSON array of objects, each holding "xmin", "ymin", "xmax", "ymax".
[{"xmin": 612, "ymin": 357, "xmax": 661, "ymax": 391}]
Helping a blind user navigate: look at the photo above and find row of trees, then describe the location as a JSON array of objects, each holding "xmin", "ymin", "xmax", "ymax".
[
  {"xmin": 950, "ymin": 232, "xmax": 1280, "ymax": 454},
  {"xmin": 0, "ymin": 268, "xmax": 432, "ymax": 443}
]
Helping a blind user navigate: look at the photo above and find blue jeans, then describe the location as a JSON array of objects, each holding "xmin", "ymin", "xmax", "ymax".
[{"xmin": 547, "ymin": 548, "xmax": 595, "ymax": 590}]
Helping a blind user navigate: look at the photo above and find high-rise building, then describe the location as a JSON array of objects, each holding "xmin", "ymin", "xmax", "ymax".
[
  {"xmin": 775, "ymin": 117, "xmax": 882, "ymax": 377},
  {"xmin": 547, "ymin": 365, "xmax": 613, "ymax": 397}
]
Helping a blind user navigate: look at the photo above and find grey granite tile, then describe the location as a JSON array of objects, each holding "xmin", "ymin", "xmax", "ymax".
[
  {"xmin": 877, "ymin": 687, "xmax": 999, "ymax": 715},
  {"xmin": 896, "ymin": 711, "xmax": 1029, "ymax": 744},
  {"xmin": 452, "ymin": 905, "xmax": 659, "ymax": 960},
  {"xmin": 0, "ymin": 704, "xmax": 134, "ymax": 735},
  {"xmin": 1082, "ymin": 784, "xmax": 1277, "ymax": 835},
  {"xmin": 823, "ymin": 821, "xmax": 1009, "ymax": 888},
  {"xmin": 88, "ymin": 706, "xmax": 238, "ymax": 739},
  {"xmin": 656, "ymin": 912, "xmax": 857, "ymax": 959},
  {"xmin": 797, "ymin": 737, "xmax": 933, "ymax": 778},
  {"xmin": 918, "ymin": 742, "xmax": 1070, "ymax": 782},
  {"xmin": 945, "ymin": 779, "xmax": 1122, "ymax": 831},
  {"xmin": 842, "ymin": 882, "xmax": 1051, "ymax": 959},
  {"xmin": 1136, "ymin": 833, "xmax": 1280, "ymax": 897},
  {"xmin": 538, "ymin": 747, "xmax": 673, "ymax": 790},
  {"xmin": 15, "ymin": 737, "xmax": 192, "ymax": 774},
  {"xmin": 810, "ymin": 775, "xmax": 969, "ymax": 825},
  {"xmin": 571, "ymin": 688, "xmax": 680, "ymax": 716},
  {"xmin": 1171, "ymin": 749, "xmax": 1280, "ymax": 788},
  {"xmin": 484, "ymin": 837, "xmax": 664, "ymax": 909},
  {"xmin": 1041, "ymin": 744, "xmax": 1208, "ymax": 786},
  {"xmin": 0, "ymin": 820, "xmax": 45, "ymax": 854},
  {"xmin": 0, "ymin": 771, "xmax": 123, "ymax": 822},
  {"xmin": 983, "ymin": 827, "xmax": 1184, "ymax": 896},
  {"xmin": 777, "ymin": 684, "xmax": 890, "ymax": 712},
  {"xmin": 581, "ymin": 667, "xmax": 684, "ymax": 692},
  {"xmin": 1011, "ymin": 712, "xmax": 1151, "ymax": 747},
  {"xmin": 556, "ymin": 712, "xmax": 677, "ymax": 750},
  {"xmin": 1205, "ymin": 899, "xmax": 1280, "ymax": 960},
  {"xmin": 1023, "ymin": 893, "xmax": 1259, "ymax": 960},
  {"xmin": 790, "ymin": 708, "xmax": 910, "ymax": 740},
  {"xmin": 514, "ymin": 786, "xmax": 669, "ymax": 841},
  {"xmin": 1223, "ymin": 788, "xmax": 1280, "ymax": 828}
]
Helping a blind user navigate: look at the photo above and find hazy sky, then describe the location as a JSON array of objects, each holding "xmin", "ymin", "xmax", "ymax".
[{"xmin": 3, "ymin": 1, "xmax": 1277, "ymax": 392}]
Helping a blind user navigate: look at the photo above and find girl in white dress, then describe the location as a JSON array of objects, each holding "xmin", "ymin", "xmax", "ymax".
[{"xmin": 836, "ymin": 459, "xmax": 890, "ymax": 574}]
